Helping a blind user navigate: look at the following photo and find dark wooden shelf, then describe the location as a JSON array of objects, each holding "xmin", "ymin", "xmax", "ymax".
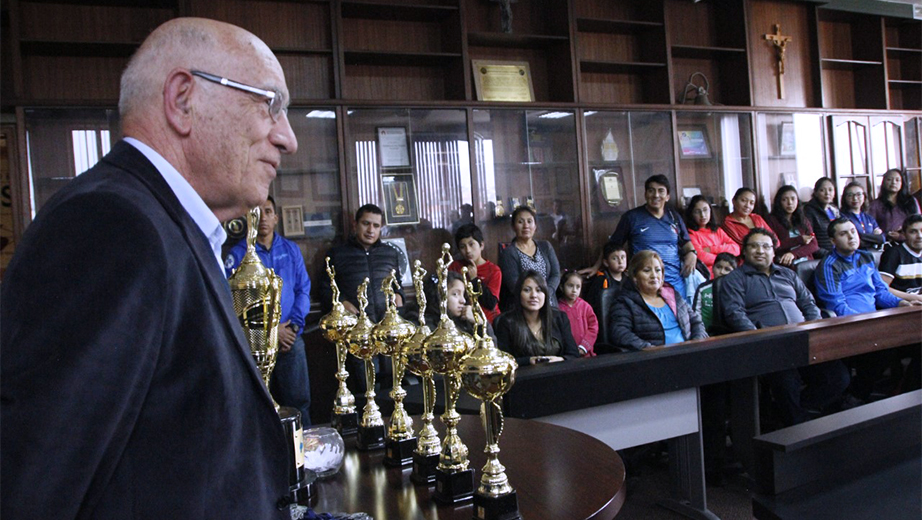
[
  {"xmin": 821, "ymin": 58, "xmax": 885, "ymax": 70},
  {"xmin": 272, "ymin": 47, "xmax": 333, "ymax": 55},
  {"xmin": 343, "ymin": 49, "xmax": 461, "ymax": 66},
  {"xmin": 20, "ymin": 40, "xmax": 137, "ymax": 57},
  {"xmin": 888, "ymin": 80, "xmax": 922, "ymax": 87},
  {"xmin": 576, "ymin": 17, "xmax": 663, "ymax": 35},
  {"xmin": 20, "ymin": 0, "xmax": 176, "ymax": 7},
  {"xmin": 341, "ymin": 1, "xmax": 458, "ymax": 22},
  {"xmin": 467, "ymin": 32, "xmax": 569, "ymax": 49},
  {"xmin": 671, "ymin": 44, "xmax": 746, "ymax": 60},
  {"xmin": 580, "ymin": 60, "xmax": 666, "ymax": 74},
  {"xmin": 886, "ymin": 47, "xmax": 922, "ymax": 55}
]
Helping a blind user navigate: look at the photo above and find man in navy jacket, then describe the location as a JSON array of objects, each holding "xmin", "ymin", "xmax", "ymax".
[{"xmin": 2, "ymin": 18, "xmax": 298, "ymax": 519}]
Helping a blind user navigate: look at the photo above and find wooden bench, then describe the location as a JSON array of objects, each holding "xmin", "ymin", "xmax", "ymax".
[{"xmin": 751, "ymin": 389, "xmax": 922, "ymax": 520}]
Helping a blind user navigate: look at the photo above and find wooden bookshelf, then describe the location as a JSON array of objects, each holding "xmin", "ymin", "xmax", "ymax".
[
  {"xmin": 884, "ymin": 19, "xmax": 922, "ymax": 110},
  {"xmin": 817, "ymin": 8, "xmax": 886, "ymax": 109}
]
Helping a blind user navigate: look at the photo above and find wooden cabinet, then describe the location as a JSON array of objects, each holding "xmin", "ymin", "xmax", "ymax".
[
  {"xmin": 817, "ymin": 9, "xmax": 886, "ymax": 109},
  {"xmin": 884, "ymin": 19, "xmax": 922, "ymax": 111}
]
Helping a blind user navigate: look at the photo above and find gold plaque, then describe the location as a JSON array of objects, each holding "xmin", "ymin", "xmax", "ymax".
[{"xmin": 472, "ymin": 60, "xmax": 535, "ymax": 102}]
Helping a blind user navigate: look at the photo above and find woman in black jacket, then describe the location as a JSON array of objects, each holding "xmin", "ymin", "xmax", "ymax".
[
  {"xmin": 493, "ymin": 270, "xmax": 579, "ymax": 365},
  {"xmin": 609, "ymin": 250, "xmax": 706, "ymax": 350},
  {"xmin": 802, "ymin": 177, "xmax": 840, "ymax": 258}
]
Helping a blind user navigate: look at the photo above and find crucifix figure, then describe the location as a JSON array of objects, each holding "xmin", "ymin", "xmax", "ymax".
[
  {"xmin": 763, "ymin": 24, "xmax": 792, "ymax": 99},
  {"xmin": 489, "ymin": 0, "xmax": 516, "ymax": 34}
]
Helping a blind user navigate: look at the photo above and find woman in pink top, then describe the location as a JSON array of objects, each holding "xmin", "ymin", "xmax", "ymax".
[
  {"xmin": 557, "ymin": 271, "xmax": 598, "ymax": 357},
  {"xmin": 721, "ymin": 187, "xmax": 777, "ymax": 246},
  {"xmin": 684, "ymin": 195, "xmax": 739, "ymax": 275}
]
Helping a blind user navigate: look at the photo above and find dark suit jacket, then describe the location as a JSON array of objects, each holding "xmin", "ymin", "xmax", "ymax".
[{"xmin": 1, "ymin": 141, "xmax": 290, "ymax": 519}]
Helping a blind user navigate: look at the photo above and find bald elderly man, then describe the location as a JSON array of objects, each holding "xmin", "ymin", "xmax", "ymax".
[{"xmin": 2, "ymin": 19, "xmax": 298, "ymax": 518}]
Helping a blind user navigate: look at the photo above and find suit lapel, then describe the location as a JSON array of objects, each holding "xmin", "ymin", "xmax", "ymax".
[{"xmin": 101, "ymin": 141, "xmax": 274, "ymax": 403}]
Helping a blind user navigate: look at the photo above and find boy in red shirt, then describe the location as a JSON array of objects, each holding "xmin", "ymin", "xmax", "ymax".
[{"xmin": 448, "ymin": 223, "xmax": 502, "ymax": 323}]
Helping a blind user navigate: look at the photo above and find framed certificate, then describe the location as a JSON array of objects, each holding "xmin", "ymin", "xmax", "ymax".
[
  {"xmin": 677, "ymin": 126, "xmax": 712, "ymax": 159},
  {"xmin": 377, "ymin": 127, "xmax": 410, "ymax": 168},
  {"xmin": 779, "ymin": 122, "xmax": 796, "ymax": 156},
  {"xmin": 472, "ymin": 60, "xmax": 535, "ymax": 102},
  {"xmin": 381, "ymin": 173, "xmax": 419, "ymax": 226},
  {"xmin": 281, "ymin": 205, "xmax": 305, "ymax": 237}
]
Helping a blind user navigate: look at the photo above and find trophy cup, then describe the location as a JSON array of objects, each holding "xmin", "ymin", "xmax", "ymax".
[
  {"xmin": 370, "ymin": 270, "xmax": 417, "ymax": 467},
  {"xmin": 318, "ymin": 257, "xmax": 359, "ymax": 436},
  {"xmin": 423, "ymin": 244, "xmax": 475, "ymax": 503},
  {"xmin": 460, "ymin": 270, "xmax": 520, "ymax": 520},
  {"xmin": 344, "ymin": 278, "xmax": 386, "ymax": 450},
  {"xmin": 228, "ymin": 207, "xmax": 312, "ymax": 503},
  {"xmin": 404, "ymin": 260, "xmax": 440, "ymax": 483}
]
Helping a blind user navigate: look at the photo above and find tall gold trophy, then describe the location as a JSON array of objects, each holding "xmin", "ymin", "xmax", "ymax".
[
  {"xmin": 423, "ymin": 244, "xmax": 475, "ymax": 503},
  {"xmin": 318, "ymin": 257, "xmax": 359, "ymax": 436},
  {"xmin": 344, "ymin": 279, "xmax": 386, "ymax": 450},
  {"xmin": 405, "ymin": 260, "xmax": 441, "ymax": 484},
  {"xmin": 371, "ymin": 270, "xmax": 417, "ymax": 466},
  {"xmin": 228, "ymin": 207, "xmax": 311, "ymax": 502},
  {"xmin": 460, "ymin": 270, "xmax": 520, "ymax": 520}
]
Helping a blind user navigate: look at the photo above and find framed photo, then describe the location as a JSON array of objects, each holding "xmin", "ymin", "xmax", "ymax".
[
  {"xmin": 594, "ymin": 167, "xmax": 624, "ymax": 213},
  {"xmin": 281, "ymin": 205, "xmax": 304, "ymax": 237},
  {"xmin": 377, "ymin": 127, "xmax": 410, "ymax": 168},
  {"xmin": 779, "ymin": 122, "xmax": 796, "ymax": 156},
  {"xmin": 381, "ymin": 173, "xmax": 419, "ymax": 226},
  {"xmin": 472, "ymin": 60, "xmax": 535, "ymax": 102},
  {"xmin": 677, "ymin": 126, "xmax": 712, "ymax": 159},
  {"xmin": 381, "ymin": 238, "xmax": 412, "ymax": 286}
]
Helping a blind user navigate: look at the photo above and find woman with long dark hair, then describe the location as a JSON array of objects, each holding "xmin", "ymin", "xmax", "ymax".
[
  {"xmin": 766, "ymin": 185, "xmax": 819, "ymax": 266},
  {"xmin": 493, "ymin": 270, "xmax": 579, "ymax": 365},
  {"xmin": 684, "ymin": 194, "xmax": 739, "ymax": 274},
  {"xmin": 840, "ymin": 181, "xmax": 885, "ymax": 250},
  {"xmin": 869, "ymin": 168, "xmax": 921, "ymax": 242},
  {"xmin": 802, "ymin": 177, "xmax": 840, "ymax": 258}
]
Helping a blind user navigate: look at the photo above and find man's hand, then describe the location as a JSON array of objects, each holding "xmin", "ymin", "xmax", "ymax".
[
  {"xmin": 277, "ymin": 320, "xmax": 296, "ymax": 352},
  {"xmin": 464, "ymin": 264, "xmax": 478, "ymax": 280},
  {"xmin": 899, "ymin": 299, "xmax": 922, "ymax": 307},
  {"xmin": 802, "ymin": 234, "xmax": 815, "ymax": 244},
  {"xmin": 778, "ymin": 252, "xmax": 795, "ymax": 266},
  {"xmin": 681, "ymin": 251, "xmax": 697, "ymax": 277},
  {"xmin": 343, "ymin": 301, "xmax": 359, "ymax": 315}
]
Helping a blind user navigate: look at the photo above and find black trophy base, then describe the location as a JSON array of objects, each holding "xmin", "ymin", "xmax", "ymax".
[
  {"xmin": 290, "ymin": 475, "xmax": 316, "ymax": 505},
  {"xmin": 355, "ymin": 424, "xmax": 385, "ymax": 451},
  {"xmin": 332, "ymin": 411, "xmax": 358, "ymax": 436},
  {"xmin": 411, "ymin": 452, "xmax": 439, "ymax": 484},
  {"xmin": 383, "ymin": 436, "xmax": 417, "ymax": 467},
  {"xmin": 433, "ymin": 468, "xmax": 474, "ymax": 504},
  {"xmin": 473, "ymin": 491, "xmax": 521, "ymax": 520}
]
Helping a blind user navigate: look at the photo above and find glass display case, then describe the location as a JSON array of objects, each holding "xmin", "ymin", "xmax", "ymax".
[
  {"xmin": 471, "ymin": 109, "xmax": 582, "ymax": 268},
  {"xmin": 343, "ymin": 108, "xmax": 471, "ymax": 275},
  {"xmin": 582, "ymin": 110, "xmax": 674, "ymax": 251},
  {"xmin": 905, "ymin": 116, "xmax": 921, "ymax": 195},
  {"xmin": 676, "ymin": 112, "xmax": 755, "ymax": 218},
  {"xmin": 756, "ymin": 112, "xmax": 827, "ymax": 205}
]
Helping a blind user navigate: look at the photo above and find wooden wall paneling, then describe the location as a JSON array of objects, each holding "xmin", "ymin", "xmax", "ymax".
[
  {"xmin": 277, "ymin": 54, "xmax": 335, "ymax": 101},
  {"xmin": 23, "ymin": 55, "xmax": 126, "ymax": 103},
  {"xmin": 884, "ymin": 19, "xmax": 922, "ymax": 111},
  {"xmin": 817, "ymin": 8, "xmax": 886, "ymax": 109},
  {"xmin": 1, "ymin": 2, "xmax": 21, "ymax": 105},
  {"xmin": 465, "ymin": 0, "xmax": 568, "ymax": 37},
  {"xmin": 19, "ymin": 2, "xmax": 174, "ymax": 43},
  {"xmin": 748, "ymin": 0, "xmax": 819, "ymax": 108}
]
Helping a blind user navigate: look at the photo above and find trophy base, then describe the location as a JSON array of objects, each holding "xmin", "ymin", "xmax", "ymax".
[
  {"xmin": 383, "ymin": 436, "xmax": 417, "ymax": 467},
  {"xmin": 355, "ymin": 424, "xmax": 385, "ymax": 451},
  {"xmin": 433, "ymin": 468, "xmax": 474, "ymax": 504},
  {"xmin": 332, "ymin": 412, "xmax": 358, "ymax": 436},
  {"xmin": 473, "ymin": 491, "xmax": 521, "ymax": 520},
  {"xmin": 410, "ymin": 452, "xmax": 440, "ymax": 484},
  {"xmin": 290, "ymin": 473, "xmax": 317, "ymax": 505}
]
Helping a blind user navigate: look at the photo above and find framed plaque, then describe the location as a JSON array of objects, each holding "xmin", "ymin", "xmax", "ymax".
[
  {"xmin": 779, "ymin": 122, "xmax": 796, "ymax": 156},
  {"xmin": 381, "ymin": 173, "xmax": 419, "ymax": 226},
  {"xmin": 472, "ymin": 60, "xmax": 535, "ymax": 102},
  {"xmin": 377, "ymin": 127, "xmax": 410, "ymax": 168},
  {"xmin": 594, "ymin": 167, "xmax": 624, "ymax": 214},
  {"xmin": 381, "ymin": 238, "xmax": 413, "ymax": 286},
  {"xmin": 282, "ymin": 205, "xmax": 305, "ymax": 237},
  {"xmin": 677, "ymin": 126, "xmax": 712, "ymax": 159}
]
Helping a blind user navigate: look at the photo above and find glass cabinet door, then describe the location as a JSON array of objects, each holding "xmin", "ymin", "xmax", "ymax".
[
  {"xmin": 472, "ymin": 109, "xmax": 581, "ymax": 267},
  {"xmin": 344, "ymin": 108, "xmax": 471, "ymax": 274},
  {"xmin": 675, "ymin": 112, "xmax": 755, "ymax": 217},
  {"xmin": 582, "ymin": 110, "xmax": 674, "ymax": 251},
  {"xmin": 756, "ymin": 112, "xmax": 828, "ymax": 204},
  {"xmin": 829, "ymin": 115, "xmax": 872, "ymax": 196},
  {"xmin": 905, "ymin": 116, "xmax": 921, "ymax": 196},
  {"xmin": 870, "ymin": 116, "xmax": 904, "ymax": 196}
]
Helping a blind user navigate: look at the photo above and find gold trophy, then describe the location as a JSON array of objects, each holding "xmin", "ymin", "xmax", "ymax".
[
  {"xmin": 404, "ymin": 260, "xmax": 441, "ymax": 484},
  {"xmin": 370, "ymin": 270, "xmax": 417, "ymax": 466},
  {"xmin": 423, "ymin": 244, "xmax": 475, "ymax": 503},
  {"xmin": 344, "ymin": 278, "xmax": 386, "ymax": 450},
  {"xmin": 318, "ymin": 257, "xmax": 359, "ymax": 436},
  {"xmin": 460, "ymin": 270, "xmax": 520, "ymax": 520},
  {"xmin": 228, "ymin": 207, "xmax": 311, "ymax": 502}
]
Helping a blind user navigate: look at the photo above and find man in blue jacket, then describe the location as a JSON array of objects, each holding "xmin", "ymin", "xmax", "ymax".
[{"xmin": 226, "ymin": 196, "xmax": 313, "ymax": 424}]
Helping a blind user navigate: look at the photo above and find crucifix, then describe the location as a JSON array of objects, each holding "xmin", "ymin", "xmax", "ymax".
[
  {"xmin": 489, "ymin": 0, "xmax": 517, "ymax": 34},
  {"xmin": 763, "ymin": 24, "xmax": 792, "ymax": 99}
]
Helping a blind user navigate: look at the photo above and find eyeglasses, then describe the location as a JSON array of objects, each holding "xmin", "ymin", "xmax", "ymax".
[
  {"xmin": 190, "ymin": 70, "xmax": 287, "ymax": 122},
  {"xmin": 746, "ymin": 243, "xmax": 774, "ymax": 251}
]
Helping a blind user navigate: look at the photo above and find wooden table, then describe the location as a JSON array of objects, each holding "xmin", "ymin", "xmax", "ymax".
[{"xmin": 307, "ymin": 416, "xmax": 625, "ymax": 520}]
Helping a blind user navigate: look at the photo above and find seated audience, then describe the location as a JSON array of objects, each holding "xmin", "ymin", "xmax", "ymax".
[
  {"xmin": 609, "ymin": 250, "xmax": 707, "ymax": 351},
  {"xmin": 721, "ymin": 187, "xmax": 777, "ymax": 247},
  {"xmin": 766, "ymin": 185, "xmax": 819, "ymax": 267},
  {"xmin": 840, "ymin": 181, "xmax": 885, "ymax": 250},
  {"xmin": 879, "ymin": 214, "xmax": 922, "ymax": 303},
  {"xmin": 685, "ymin": 195, "xmax": 739, "ymax": 274},
  {"xmin": 693, "ymin": 252, "xmax": 737, "ymax": 332},
  {"xmin": 719, "ymin": 228, "xmax": 849, "ymax": 425},
  {"xmin": 498, "ymin": 205, "xmax": 561, "ymax": 311},
  {"xmin": 494, "ymin": 271, "xmax": 579, "ymax": 365},
  {"xmin": 558, "ymin": 271, "xmax": 599, "ymax": 357},
  {"xmin": 584, "ymin": 243, "xmax": 627, "ymax": 349},
  {"xmin": 803, "ymin": 177, "xmax": 840, "ymax": 258},
  {"xmin": 448, "ymin": 223, "xmax": 501, "ymax": 323},
  {"xmin": 869, "ymin": 168, "xmax": 921, "ymax": 242}
]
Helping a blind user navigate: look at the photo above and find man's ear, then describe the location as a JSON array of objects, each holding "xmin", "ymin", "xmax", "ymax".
[{"xmin": 163, "ymin": 68, "xmax": 195, "ymax": 137}]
